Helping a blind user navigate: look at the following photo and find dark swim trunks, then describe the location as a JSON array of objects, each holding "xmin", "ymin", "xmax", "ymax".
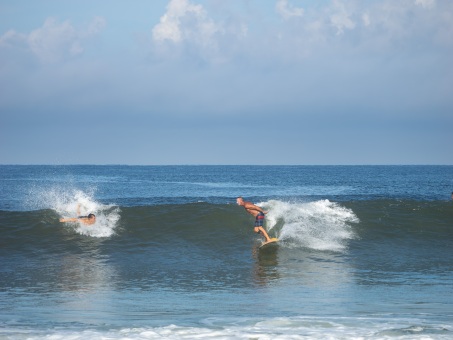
[{"xmin": 254, "ymin": 212, "xmax": 265, "ymax": 227}]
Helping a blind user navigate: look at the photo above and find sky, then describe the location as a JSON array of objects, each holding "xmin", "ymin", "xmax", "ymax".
[{"xmin": 0, "ymin": 0, "xmax": 452, "ymax": 165}]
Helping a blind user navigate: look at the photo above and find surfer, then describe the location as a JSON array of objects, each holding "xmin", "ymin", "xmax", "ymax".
[
  {"xmin": 236, "ymin": 197, "xmax": 271, "ymax": 242},
  {"xmin": 59, "ymin": 204, "xmax": 96, "ymax": 226}
]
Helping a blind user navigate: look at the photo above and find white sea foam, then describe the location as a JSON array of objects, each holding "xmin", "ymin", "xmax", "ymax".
[
  {"xmin": 260, "ymin": 199, "xmax": 359, "ymax": 252},
  {"xmin": 2, "ymin": 316, "xmax": 450, "ymax": 339},
  {"xmin": 26, "ymin": 186, "xmax": 120, "ymax": 238}
]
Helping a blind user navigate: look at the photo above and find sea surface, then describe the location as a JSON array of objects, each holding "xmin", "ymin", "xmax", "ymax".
[{"xmin": 0, "ymin": 165, "xmax": 452, "ymax": 339}]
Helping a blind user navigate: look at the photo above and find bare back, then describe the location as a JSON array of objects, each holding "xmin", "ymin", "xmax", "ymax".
[{"xmin": 242, "ymin": 201, "xmax": 263, "ymax": 217}]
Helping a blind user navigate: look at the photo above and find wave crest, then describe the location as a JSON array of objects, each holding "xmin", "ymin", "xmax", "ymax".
[{"xmin": 262, "ymin": 199, "xmax": 359, "ymax": 252}]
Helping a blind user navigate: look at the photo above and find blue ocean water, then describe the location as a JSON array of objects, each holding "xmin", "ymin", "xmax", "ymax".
[{"xmin": 0, "ymin": 165, "xmax": 452, "ymax": 339}]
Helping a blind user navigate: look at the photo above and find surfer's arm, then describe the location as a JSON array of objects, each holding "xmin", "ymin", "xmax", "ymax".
[
  {"xmin": 59, "ymin": 217, "xmax": 78, "ymax": 223},
  {"xmin": 59, "ymin": 204, "xmax": 83, "ymax": 222}
]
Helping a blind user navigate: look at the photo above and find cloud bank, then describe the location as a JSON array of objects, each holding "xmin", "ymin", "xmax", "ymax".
[
  {"xmin": 148, "ymin": 0, "xmax": 452, "ymax": 62},
  {"xmin": 1, "ymin": 0, "xmax": 451, "ymax": 119},
  {"xmin": 2, "ymin": 0, "xmax": 451, "ymax": 67}
]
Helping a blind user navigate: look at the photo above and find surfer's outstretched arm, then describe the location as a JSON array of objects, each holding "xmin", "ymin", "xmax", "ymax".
[
  {"xmin": 60, "ymin": 218, "xmax": 78, "ymax": 223},
  {"xmin": 60, "ymin": 215, "xmax": 95, "ymax": 225},
  {"xmin": 60, "ymin": 204, "xmax": 82, "ymax": 223}
]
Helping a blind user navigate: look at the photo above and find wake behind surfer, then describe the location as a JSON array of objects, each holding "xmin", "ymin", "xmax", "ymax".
[
  {"xmin": 236, "ymin": 197, "xmax": 272, "ymax": 242},
  {"xmin": 59, "ymin": 204, "xmax": 96, "ymax": 226}
]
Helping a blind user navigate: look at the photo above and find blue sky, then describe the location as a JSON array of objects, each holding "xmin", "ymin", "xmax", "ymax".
[{"xmin": 1, "ymin": 0, "xmax": 452, "ymax": 164}]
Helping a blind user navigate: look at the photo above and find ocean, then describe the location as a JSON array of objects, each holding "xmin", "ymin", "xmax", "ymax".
[{"xmin": 0, "ymin": 165, "xmax": 452, "ymax": 339}]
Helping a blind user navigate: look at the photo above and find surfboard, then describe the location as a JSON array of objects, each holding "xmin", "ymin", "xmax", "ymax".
[{"xmin": 259, "ymin": 238, "xmax": 279, "ymax": 249}]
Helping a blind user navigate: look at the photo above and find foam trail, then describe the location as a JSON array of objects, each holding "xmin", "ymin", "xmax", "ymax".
[
  {"xmin": 26, "ymin": 186, "xmax": 120, "ymax": 238},
  {"xmin": 261, "ymin": 200, "xmax": 359, "ymax": 252}
]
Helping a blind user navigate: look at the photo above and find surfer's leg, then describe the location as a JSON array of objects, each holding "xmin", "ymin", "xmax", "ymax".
[
  {"xmin": 254, "ymin": 226, "xmax": 271, "ymax": 242},
  {"xmin": 254, "ymin": 212, "xmax": 270, "ymax": 242}
]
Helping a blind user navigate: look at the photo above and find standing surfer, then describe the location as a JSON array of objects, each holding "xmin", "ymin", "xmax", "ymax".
[{"xmin": 236, "ymin": 197, "xmax": 271, "ymax": 242}]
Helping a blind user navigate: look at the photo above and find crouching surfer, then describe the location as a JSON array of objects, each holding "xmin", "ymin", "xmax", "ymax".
[{"xmin": 236, "ymin": 196, "xmax": 272, "ymax": 242}]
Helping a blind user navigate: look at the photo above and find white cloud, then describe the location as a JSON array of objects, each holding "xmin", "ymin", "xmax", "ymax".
[
  {"xmin": 28, "ymin": 18, "xmax": 80, "ymax": 63},
  {"xmin": 151, "ymin": 0, "xmax": 255, "ymax": 64},
  {"xmin": 362, "ymin": 13, "xmax": 371, "ymax": 27},
  {"xmin": 87, "ymin": 16, "xmax": 107, "ymax": 35},
  {"xmin": 152, "ymin": 0, "xmax": 219, "ymax": 46},
  {"xmin": 329, "ymin": 0, "xmax": 356, "ymax": 35},
  {"xmin": 0, "ymin": 17, "xmax": 106, "ymax": 63},
  {"xmin": 276, "ymin": 0, "xmax": 304, "ymax": 20},
  {"xmin": 415, "ymin": 0, "xmax": 436, "ymax": 9},
  {"xmin": 0, "ymin": 30, "xmax": 27, "ymax": 47}
]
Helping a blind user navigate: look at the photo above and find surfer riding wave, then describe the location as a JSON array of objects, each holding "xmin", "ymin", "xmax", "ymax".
[{"xmin": 237, "ymin": 197, "xmax": 272, "ymax": 243}]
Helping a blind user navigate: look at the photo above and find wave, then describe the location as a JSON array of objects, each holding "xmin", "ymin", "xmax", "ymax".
[
  {"xmin": 1, "ymin": 199, "xmax": 359, "ymax": 252},
  {"xmin": 262, "ymin": 199, "xmax": 358, "ymax": 252},
  {"xmin": 1, "ymin": 316, "xmax": 451, "ymax": 340},
  {"xmin": 1, "ymin": 196, "xmax": 451, "ymax": 254}
]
